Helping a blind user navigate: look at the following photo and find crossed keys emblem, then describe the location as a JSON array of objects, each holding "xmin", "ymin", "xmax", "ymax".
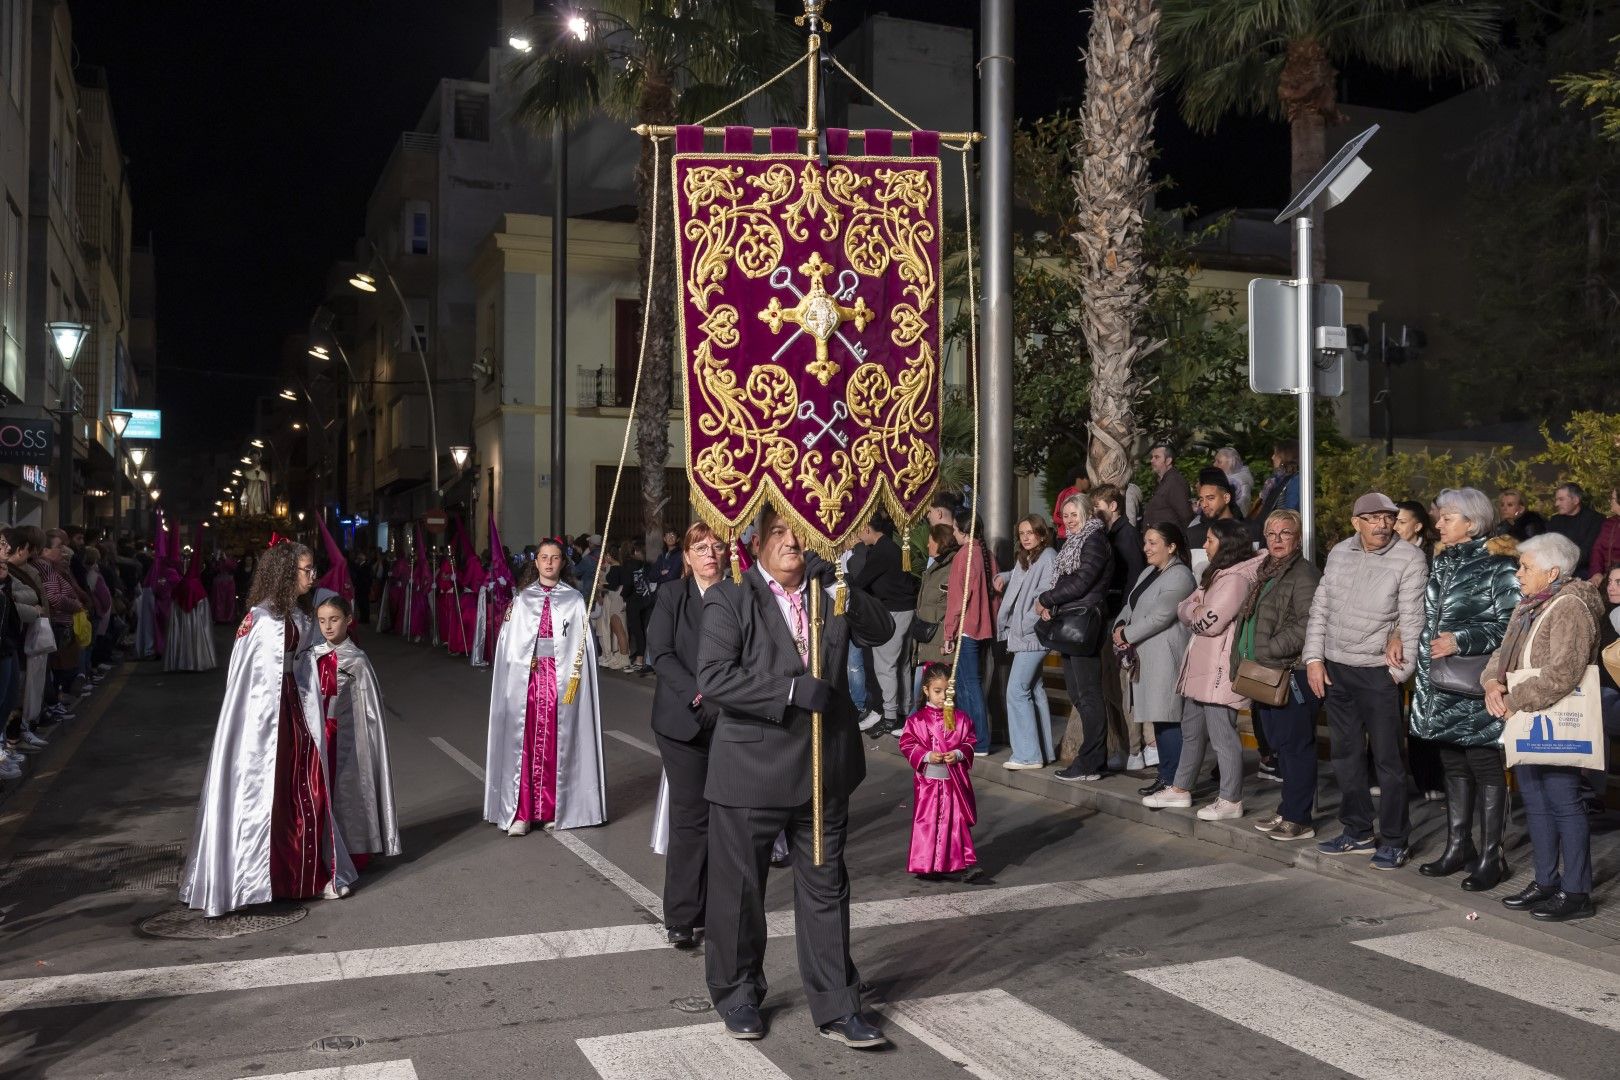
[{"xmin": 758, "ymin": 253, "xmax": 874, "ymax": 386}]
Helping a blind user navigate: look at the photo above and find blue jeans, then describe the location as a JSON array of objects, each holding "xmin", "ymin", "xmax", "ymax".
[
  {"xmin": 1005, "ymin": 650, "xmax": 1054, "ymax": 764},
  {"xmin": 1153, "ymin": 722, "xmax": 1183, "ymax": 786},
  {"xmin": 847, "ymin": 650, "xmax": 867, "ymax": 714},
  {"xmin": 954, "ymin": 637, "xmax": 990, "ymax": 751},
  {"xmin": 1515, "ymin": 764, "xmax": 1592, "ymax": 894}
]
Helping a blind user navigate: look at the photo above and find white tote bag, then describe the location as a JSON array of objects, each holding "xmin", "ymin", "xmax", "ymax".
[
  {"xmin": 23, "ymin": 617, "xmax": 55, "ymax": 658},
  {"xmin": 1498, "ymin": 596, "xmax": 1607, "ymax": 770}
]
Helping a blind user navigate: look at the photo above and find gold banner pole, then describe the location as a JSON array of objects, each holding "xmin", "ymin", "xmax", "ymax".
[{"xmin": 809, "ymin": 576, "xmax": 825, "ymax": 867}]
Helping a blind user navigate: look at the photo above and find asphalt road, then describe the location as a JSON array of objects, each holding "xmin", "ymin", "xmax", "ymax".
[{"xmin": 1, "ymin": 628, "xmax": 1618, "ymax": 1079}]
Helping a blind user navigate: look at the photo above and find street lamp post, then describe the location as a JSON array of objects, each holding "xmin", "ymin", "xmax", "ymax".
[
  {"xmin": 350, "ymin": 241, "xmax": 440, "ymax": 503},
  {"xmin": 106, "ymin": 409, "xmax": 132, "ymax": 552},
  {"xmin": 46, "ymin": 321, "xmax": 90, "ymax": 528}
]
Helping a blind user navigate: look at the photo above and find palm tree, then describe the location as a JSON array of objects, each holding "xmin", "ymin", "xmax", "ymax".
[
  {"xmin": 1074, "ymin": 0, "xmax": 1162, "ymax": 488},
  {"xmin": 1159, "ymin": 0, "xmax": 1499, "ymax": 275},
  {"xmin": 511, "ymin": 3, "xmax": 797, "ymax": 539}
]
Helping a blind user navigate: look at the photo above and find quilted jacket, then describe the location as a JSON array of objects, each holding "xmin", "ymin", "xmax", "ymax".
[
  {"xmin": 1408, "ymin": 537, "xmax": 1521, "ymax": 745},
  {"xmin": 1303, "ymin": 533, "xmax": 1428, "ymax": 679}
]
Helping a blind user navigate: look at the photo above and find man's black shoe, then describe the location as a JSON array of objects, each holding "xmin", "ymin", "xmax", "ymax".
[
  {"xmin": 817, "ymin": 1012, "xmax": 888, "ymax": 1048},
  {"xmin": 1137, "ymin": 779, "xmax": 1167, "ymax": 797},
  {"xmin": 1531, "ymin": 891, "xmax": 1595, "ymax": 922},
  {"xmin": 864, "ymin": 719, "xmax": 896, "ymax": 741},
  {"xmin": 1501, "ymin": 881, "xmax": 1558, "ymax": 910},
  {"xmin": 666, "ymin": 926, "xmax": 696, "ymax": 948},
  {"xmin": 724, "ymin": 1004, "xmax": 765, "ymax": 1040}
]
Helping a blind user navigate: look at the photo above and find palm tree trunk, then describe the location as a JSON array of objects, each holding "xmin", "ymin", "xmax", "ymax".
[
  {"xmin": 1279, "ymin": 39, "xmax": 1341, "ymax": 279},
  {"xmin": 1075, "ymin": 0, "xmax": 1161, "ymax": 488},
  {"xmin": 634, "ymin": 81, "xmax": 677, "ymax": 542}
]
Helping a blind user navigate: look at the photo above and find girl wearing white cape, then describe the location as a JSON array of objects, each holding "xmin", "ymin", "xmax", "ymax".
[
  {"xmin": 179, "ymin": 542, "xmax": 356, "ymax": 917},
  {"xmin": 313, "ymin": 594, "xmax": 401, "ymax": 868},
  {"xmin": 484, "ymin": 539, "xmax": 605, "ymax": 834}
]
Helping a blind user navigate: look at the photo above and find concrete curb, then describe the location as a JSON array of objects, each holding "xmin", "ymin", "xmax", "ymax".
[{"xmin": 865, "ymin": 734, "xmax": 1620, "ymax": 949}]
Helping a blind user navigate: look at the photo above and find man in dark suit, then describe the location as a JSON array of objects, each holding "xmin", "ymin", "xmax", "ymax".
[
  {"xmin": 698, "ymin": 508, "xmax": 895, "ymax": 1048},
  {"xmin": 646, "ymin": 525, "xmax": 728, "ymax": 949}
]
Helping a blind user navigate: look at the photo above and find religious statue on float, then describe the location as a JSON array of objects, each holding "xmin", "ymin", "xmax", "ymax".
[{"xmin": 238, "ymin": 454, "xmax": 271, "ymax": 516}]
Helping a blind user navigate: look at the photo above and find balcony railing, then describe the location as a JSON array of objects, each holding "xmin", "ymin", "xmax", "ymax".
[{"xmin": 578, "ymin": 365, "xmax": 631, "ymax": 409}]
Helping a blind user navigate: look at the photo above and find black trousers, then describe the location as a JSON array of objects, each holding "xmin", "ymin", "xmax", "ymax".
[
  {"xmin": 1439, "ymin": 743, "xmax": 1504, "ymax": 787},
  {"xmin": 1058, "ymin": 652, "xmax": 1108, "ymax": 773},
  {"xmin": 1326, "ymin": 661, "xmax": 1409, "ymax": 847},
  {"xmin": 705, "ymin": 796, "xmax": 860, "ymax": 1027},
  {"xmin": 654, "ymin": 728, "xmax": 711, "ymax": 930},
  {"xmin": 1256, "ymin": 672, "xmax": 1321, "ymax": 825}
]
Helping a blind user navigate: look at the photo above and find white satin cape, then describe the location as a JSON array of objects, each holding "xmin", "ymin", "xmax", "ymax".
[
  {"xmin": 483, "ymin": 581, "xmax": 605, "ymax": 830},
  {"xmin": 135, "ymin": 586, "xmax": 156, "ymax": 659},
  {"xmin": 178, "ymin": 606, "xmax": 356, "ymax": 916},
  {"xmin": 165, "ymin": 598, "xmax": 218, "ymax": 672},
  {"xmin": 312, "ymin": 638, "xmax": 402, "ymax": 858}
]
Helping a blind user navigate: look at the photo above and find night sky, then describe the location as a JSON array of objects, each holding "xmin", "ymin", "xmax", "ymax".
[{"xmin": 67, "ymin": 1, "xmax": 1305, "ymax": 463}]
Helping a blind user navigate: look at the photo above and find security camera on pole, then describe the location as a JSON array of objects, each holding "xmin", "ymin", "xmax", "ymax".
[{"xmin": 1248, "ymin": 124, "xmax": 1379, "ymax": 561}]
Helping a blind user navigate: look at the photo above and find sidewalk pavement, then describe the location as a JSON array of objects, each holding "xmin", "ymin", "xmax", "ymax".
[{"xmin": 865, "ymin": 716, "xmax": 1620, "ymax": 949}]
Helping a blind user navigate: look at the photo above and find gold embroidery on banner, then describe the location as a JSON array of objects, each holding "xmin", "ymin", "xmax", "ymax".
[
  {"xmin": 756, "ymin": 253, "xmax": 875, "ymax": 386},
  {"xmin": 675, "ymin": 152, "xmax": 941, "ymax": 553}
]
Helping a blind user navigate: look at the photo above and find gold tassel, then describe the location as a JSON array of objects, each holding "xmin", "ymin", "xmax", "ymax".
[
  {"xmin": 731, "ymin": 555, "xmax": 743, "ymax": 584},
  {"xmin": 902, "ymin": 541, "xmax": 911, "ymax": 572},
  {"xmin": 834, "ymin": 560, "xmax": 847, "ymax": 616},
  {"xmin": 562, "ymin": 649, "xmax": 583, "ymax": 704}
]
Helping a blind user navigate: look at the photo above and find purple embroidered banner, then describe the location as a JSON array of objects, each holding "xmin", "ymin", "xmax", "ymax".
[{"xmin": 671, "ymin": 144, "xmax": 943, "ymax": 557}]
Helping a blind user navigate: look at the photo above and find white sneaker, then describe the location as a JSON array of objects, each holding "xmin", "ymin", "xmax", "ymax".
[
  {"xmin": 321, "ymin": 882, "xmax": 351, "ymax": 900},
  {"xmin": 507, "ymin": 820, "xmax": 531, "ymax": 837},
  {"xmin": 1125, "ymin": 753, "xmax": 1145, "ymax": 771},
  {"xmin": 0, "ymin": 755, "xmax": 21, "ymax": 781},
  {"xmin": 858, "ymin": 710, "xmax": 883, "ymax": 732},
  {"xmin": 1197, "ymin": 799, "xmax": 1244, "ymax": 821},
  {"xmin": 20, "ymin": 731, "xmax": 47, "ymax": 750},
  {"xmin": 1002, "ymin": 759, "xmax": 1044, "ymax": 770},
  {"xmin": 1143, "ymin": 788, "xmax": 1192, "ymax": 809},
  {"xmin": 1143, "ymin": 745, "xmax": 1159, "ymax": 767},
  {"xmin": 1370, "ymin": 786, "xmax": 1382, "ymax": 797}
]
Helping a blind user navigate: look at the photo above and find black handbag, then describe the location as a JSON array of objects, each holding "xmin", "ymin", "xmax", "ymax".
[
  {"xmin": 1428, "ymin": 653, "xmax": 1491, "ymax": 698},
  {"xmin": 909, "ymin": 617, "xmax": 940, "ymax": 644},
  {"xmin": 1035, "ymin": 603, "xmax": 1102, "ymax": 657}
]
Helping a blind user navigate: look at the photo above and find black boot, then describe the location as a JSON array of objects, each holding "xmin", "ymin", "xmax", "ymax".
[
  {"xmin": 1419, "ymin": 774, "xmax": 1476, "ymax": 877},
  {"xmin": 1461, "ymin": 783, "xmax": 1510, "ymax": 892}
]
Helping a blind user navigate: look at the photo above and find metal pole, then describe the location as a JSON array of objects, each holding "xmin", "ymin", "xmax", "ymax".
[
  {"xmin": 368, "ymin": 240, "xmax": 440, "ymax": 502},
  {"xmin": 1294, "ymin": 214, "xmax": 1315, "ymax": 561},
  {"xmin": 57, "ymin": 406, "xmax": 73, "ymax": 529},
  {"xmin": 980, "ymin": 0, "xmax": 1015, "ymax": 567},
  {"xmin": 112, "ymin": 433, "xmax": 122, "ymax": 554},
  {"xmin": 551, "ymin": 120, "xmax": 568, "ymax": 536}
]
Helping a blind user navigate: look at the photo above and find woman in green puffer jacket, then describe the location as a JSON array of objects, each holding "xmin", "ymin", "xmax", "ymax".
[{"xmin": 1408, "ymin": 487, "xmax": 1521, "ymax": 891}]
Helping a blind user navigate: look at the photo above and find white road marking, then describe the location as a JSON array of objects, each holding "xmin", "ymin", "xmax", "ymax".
[
  {"xmin": 577, "ymin": 1024, "xmax": 788, "ymax": 1080},
  {"xmin": 605, "ymin": 729, "xmax": 659, "ymax": 757},
  {"xmin": 550, "ymin": 829, "xmax": 664, "ymax": 918},
  {"xmin": 881, "ymin": 988, "xmax": 1170, "ymax": 1080},
  {"xmin": 428, "ymin": 734, "xmax": 662, "ymax": 917},
  {"xmin": 428, "ymin": 736, "xmax": 484, "ymax": 779},
  {"xmin": 0, "ymin": 865, "xmax": 1276, "ymax": 1014},
  {"xmin": 1356, "ymin": 927, "xmax": 1620, "ymax": 1034},
  {"xmin": 1130, "ymin": 956, "xmax": 1560, "ymax": 1080},
  {"xmin": 235, "ymin": 1061, "xmax": 420, "ymax": 1080}
]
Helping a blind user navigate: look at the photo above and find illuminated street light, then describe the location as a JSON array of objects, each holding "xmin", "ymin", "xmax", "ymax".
[
  {"xmin": 128, "ymin": 447, "xmax": 148, "ymax": 468},
  {"xmin": 140, "ymin": 470, "xmax": 155, "ymax": 487},
  {"xmin": 449, "ymin": 445, "xmax": 471, "ymax": 469},
  {"xmin": 347, "ymin": 272, "xmax": 377, "ymax": 293},
  {"xmin": 279, "ymin": 389, "xmax": 297, "ymax": 402},
  {"xmin": 508, "ymin": 32, "xmax": 533, "ymax": 51},
  {"xmin": 308, "ymin": 344, "xmax": 330, "ymax": 360},
  {"xmin": 232, "ymin": 469, "xmax": 243, "ymax": 477},
  {"xmin": 567, "ymin": 13, "xmax": 589, "ymax": 39},
  {"xmin": 251, "ymin": 438, "xmax": 265, "ymax": 449},
  {"xmin": 105, "ymin": 409, "xmax": 132, "ymax": 437}
]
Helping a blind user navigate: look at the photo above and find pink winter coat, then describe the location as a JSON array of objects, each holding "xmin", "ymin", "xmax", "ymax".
[{"xmin": 1176, "ymin": 554, "xmax": 1265, "ymax": 708}]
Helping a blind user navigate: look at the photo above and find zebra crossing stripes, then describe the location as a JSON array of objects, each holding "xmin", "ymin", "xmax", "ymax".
[
  {"xmin": 234, "ymin": 1061, "xmax": 419, "ymax": 1080},
  {"xmin": 577, "ymin": 1024, "xmax": 789, "ymax": 1080},
  {"xmin": 1356, "ymin": 927, "xmax": 1620, "ymax": 1034},
  {"xmin": 1129, "ymin": 956, "xmax": 1562, "ymax": 1080},
  {"xmin": 880, "ymin": 988, "xmax": 1171, "ymax": 1080}
]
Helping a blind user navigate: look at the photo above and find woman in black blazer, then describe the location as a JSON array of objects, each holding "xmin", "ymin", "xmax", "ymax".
[{"xmin": 646, "ymin": 522, "xmax": 728, "ymax": 947}]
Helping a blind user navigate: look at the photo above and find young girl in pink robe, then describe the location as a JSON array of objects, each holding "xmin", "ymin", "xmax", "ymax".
[{"xmin": 899, "ymin": 662, "xmax": 981, "ymax": 882}]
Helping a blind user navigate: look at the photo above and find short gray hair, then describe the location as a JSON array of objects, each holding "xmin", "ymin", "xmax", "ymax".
[
  {"xmin": 1434, "ymin": 487, "xmax": 1495, "ymax": 538},
  {"xmin": 1214, "ymin": 447, "xmax": 1241, "ymax": 471},
  {"xmin": 1518, "ymin": 532, "xmax": 1580, "ymax": 579},
  {"xmin": 1060, "ymin": 493, "xmax": 1094, "ymax": 521}
]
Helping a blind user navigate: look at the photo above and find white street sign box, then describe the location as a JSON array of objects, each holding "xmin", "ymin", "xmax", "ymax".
[{"xmin": 1248, "ymin": 278, "xmax": 1345, "ymax": 398}]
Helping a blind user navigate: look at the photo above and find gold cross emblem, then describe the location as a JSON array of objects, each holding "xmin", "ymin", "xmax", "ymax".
[{"xmin": 758, "ymin": 253, "xmax": 874, "ymax": 386}]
